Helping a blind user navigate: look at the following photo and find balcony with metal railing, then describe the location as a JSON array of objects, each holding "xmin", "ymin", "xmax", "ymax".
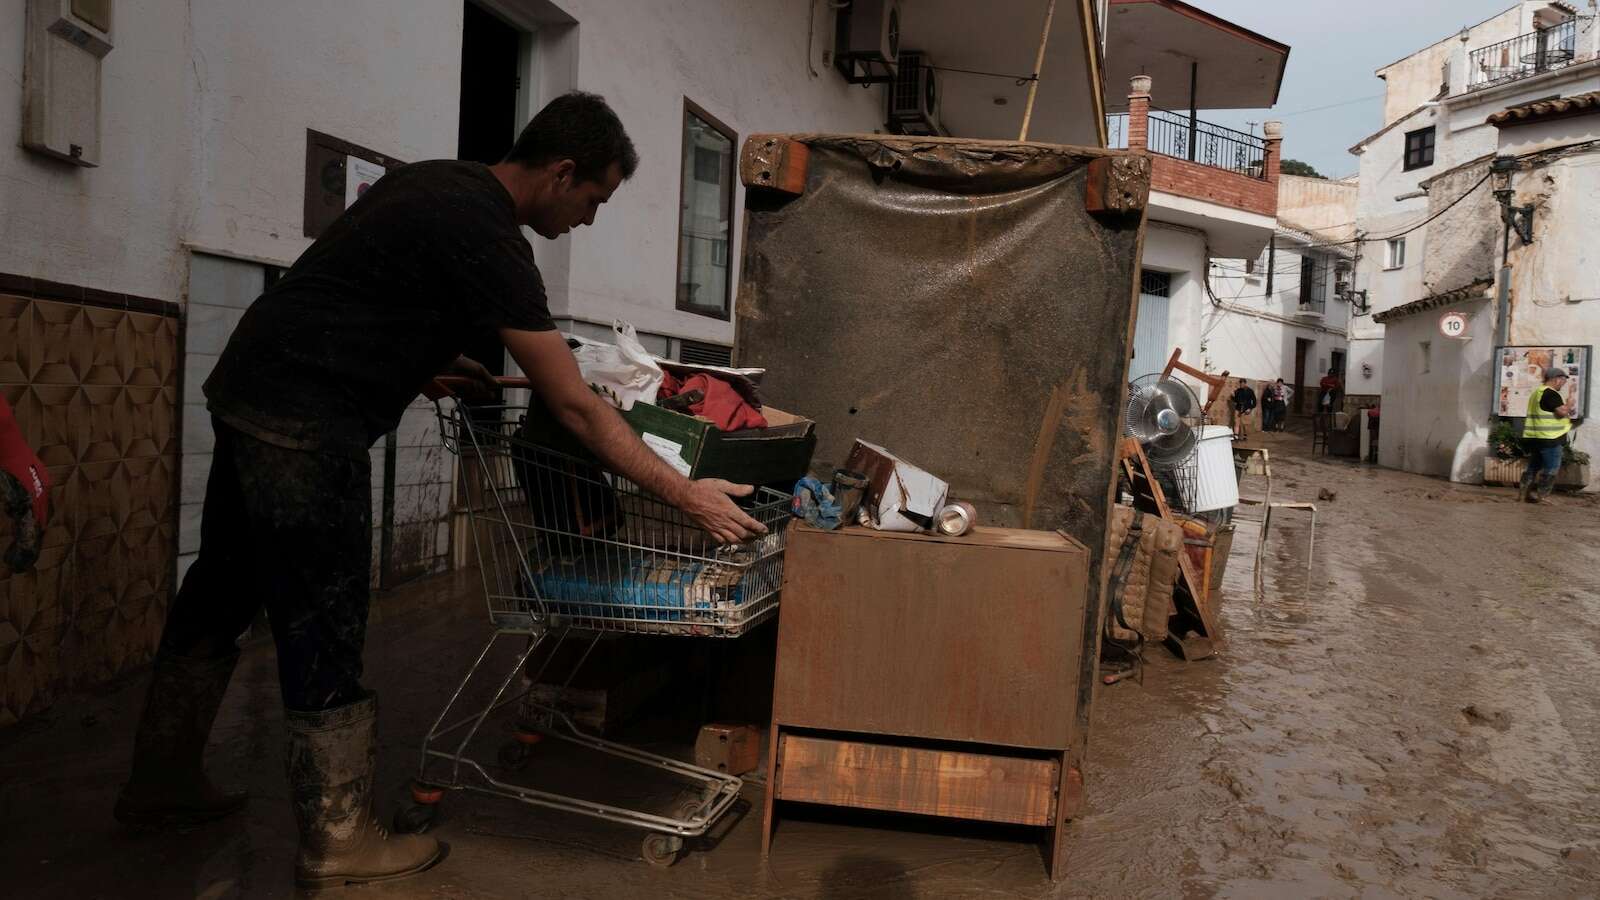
[
  {"xmin": 1107, "ymin": 108, "xmax": 1268, "ymax": 180},
  {"xmin": 1468, "ymin": 17, "xmax": 1596, "ymax": 91},
  {"xmin": 1108, "ymin": 73, "xmax": 1281, "ymax": 257}
]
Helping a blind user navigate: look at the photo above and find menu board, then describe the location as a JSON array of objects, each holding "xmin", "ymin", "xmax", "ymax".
[{"xmin": 1494, "ymin": 345, "xmax": 1589, "ymax": 419}]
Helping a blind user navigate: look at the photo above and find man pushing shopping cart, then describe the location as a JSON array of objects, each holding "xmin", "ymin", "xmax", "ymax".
[{"xmin": 114, "ymin": 91, "xmax": 763, "ymax": 890}]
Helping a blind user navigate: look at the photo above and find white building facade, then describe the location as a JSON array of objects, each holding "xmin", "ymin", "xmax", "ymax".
[
  {"xmin": 1348, "ymin": 1, "xmax": 1600, "ymax": 485},
  {"xmin": 1203, "ymin": 175, "xmax": 1357, "ymax": 411},
  {"xmin": 1103, "ymin": 2, "xmax": 1290, "ymax": 398},
  {"xmin": 1348, "ymin": 1, "xmax": 1600, "ymax": 405}
]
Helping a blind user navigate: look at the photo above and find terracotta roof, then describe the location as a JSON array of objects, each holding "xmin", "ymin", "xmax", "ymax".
[
  {"xmin": 1372, "ymin": 279, "xmax": 1495, "ymax": 324},
  {"xmin": 1487, "ymin": 90, "xmax": 1600, "ymax": 127}
]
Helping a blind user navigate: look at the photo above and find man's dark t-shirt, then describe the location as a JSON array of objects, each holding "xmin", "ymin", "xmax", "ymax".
[{"xmin": 204, "ymin": 161, "xmax": 554, "ymax": 453}]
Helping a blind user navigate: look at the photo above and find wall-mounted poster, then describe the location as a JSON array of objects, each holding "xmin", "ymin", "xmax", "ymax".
[{"xmin": 1494, "ymin": 345, "xmax": 1590, "ymax": 419}]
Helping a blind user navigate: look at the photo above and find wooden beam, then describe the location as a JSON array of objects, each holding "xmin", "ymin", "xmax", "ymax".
[{"xmin": 740, "ymin": 135, "xmax": 809, "ymax": 196}]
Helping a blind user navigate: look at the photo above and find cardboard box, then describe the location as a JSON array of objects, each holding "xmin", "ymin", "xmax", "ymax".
[
  {"xmin": 521, "ymin": 400, "xmax": 817, "ymax": 487},
  {"xmin": 844, "ymin": 440, "xmax": 949, "ymax": 532}
]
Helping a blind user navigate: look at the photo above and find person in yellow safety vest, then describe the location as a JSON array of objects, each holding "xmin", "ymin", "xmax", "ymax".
[{"xmin": 1519, "ymin": 366, "xmax": 1576, "ymax": 503}]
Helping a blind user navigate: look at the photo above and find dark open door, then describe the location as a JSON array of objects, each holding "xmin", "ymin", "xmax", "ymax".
[{"xmin": 1294, "ymin": 338, "xmax": 1312, "ymax": 414}]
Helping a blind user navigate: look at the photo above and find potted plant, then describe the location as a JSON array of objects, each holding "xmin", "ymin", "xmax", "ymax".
[
  {"xmin": 1558, "ymin": 445, "xmax": 1591, "ymax": 490},
  {"xmin": 1484, "ymin": 420, "xmax": 1527, "ymax": 486}
]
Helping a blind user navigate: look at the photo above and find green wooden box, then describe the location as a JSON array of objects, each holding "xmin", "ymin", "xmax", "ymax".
[{"xmin": 520, "ymin": 400, "xmax": 817, "ymax": 488}]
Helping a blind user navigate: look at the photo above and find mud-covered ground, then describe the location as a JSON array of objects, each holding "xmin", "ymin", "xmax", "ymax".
[{"xmin": 2, "ymin": 432, "xmax": 1597, "ymax": 898}]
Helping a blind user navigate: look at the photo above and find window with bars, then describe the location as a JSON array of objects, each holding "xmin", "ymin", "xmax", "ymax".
[{"xmin": 1140, "ymin": 270, "xmax": 1172, "ymax": 297}]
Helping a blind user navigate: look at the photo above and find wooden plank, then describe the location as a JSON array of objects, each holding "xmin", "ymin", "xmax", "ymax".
[
  {"xmin": 773, "ymin": 527, "xmax": 1088, "ymax": 750},
  {"xmin": 739, "ymin": 135, "xmax": 809, "ymax": 195},
  {"xmin": 760, "ymin": 724, "xmax": 782, "ymax": 858},
  {"xmin": 775, "ymin": 735, "xmax": 1059, "ymax": 827}
]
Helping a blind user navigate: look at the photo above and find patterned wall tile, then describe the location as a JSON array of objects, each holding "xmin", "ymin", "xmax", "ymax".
[
  {"xmin": 0, "ymin": 295, "xmax": 178, "ymax": 726},
  {"xmin": 0, "ymin": 298, "xmax": 25, "ymax": 383},
  {"xmin": 24, "ymin": 301, "xmax": 89, "ymax": 386}
]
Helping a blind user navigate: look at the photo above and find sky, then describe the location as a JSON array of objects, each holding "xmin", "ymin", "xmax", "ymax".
[{"xmin": 1187, "ymin": 0, "xmax": 1525, "ymax": 178}]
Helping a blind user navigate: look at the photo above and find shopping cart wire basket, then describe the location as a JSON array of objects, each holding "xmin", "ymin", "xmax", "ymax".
[{"xmin": 395, "ymin": 377, "xmax": 790, "ymax": 867}]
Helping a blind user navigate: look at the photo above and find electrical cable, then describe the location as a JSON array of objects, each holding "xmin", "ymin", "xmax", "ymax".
[{"xmin": 1302, "ymin": 170, "xmax": 1494, "ymax": 249}]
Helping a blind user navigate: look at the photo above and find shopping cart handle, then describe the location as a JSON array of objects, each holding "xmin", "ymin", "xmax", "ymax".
[{"xmin": 424, "ymin": 375, "xmax": 534, "ymax": 400}]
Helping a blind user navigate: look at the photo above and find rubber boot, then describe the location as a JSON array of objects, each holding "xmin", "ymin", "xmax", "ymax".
[
  {"xmin": 286, "ymin": 693, "xmax": 442, "ymax": 890},
  {"xmin": 1535, "ymin": 469, "xmax": 1559, "ymax": 502},
  {"xmin": 114, "ymin": 651, "xmax": 249, "ymax": 829},
  {"xmin": 1517, "ymin": 475, "xmax": 1533, "ymax": 503}
]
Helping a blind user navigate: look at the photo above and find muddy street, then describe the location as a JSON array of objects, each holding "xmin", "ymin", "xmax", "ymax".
[{"xmin": 2, "ymin": 435, "xmax": 1598, "ymax": 899}]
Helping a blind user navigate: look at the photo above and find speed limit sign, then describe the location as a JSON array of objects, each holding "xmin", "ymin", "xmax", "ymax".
[{"xmin": 1439, "ymin": 310, "xmax": 1469, "ymax": 339}]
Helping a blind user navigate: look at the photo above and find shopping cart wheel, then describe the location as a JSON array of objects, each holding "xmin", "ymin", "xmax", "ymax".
[
  {"xmin": 641, "ymin": 833, "xmax": 684, "ymax": 868},
  {"xmin": 393, "ymin": 803, "xmax": 437, "ymax": 835},
  {"xmin": 498, "ymin": 739, "xmax": 534, "ymax": 771}
]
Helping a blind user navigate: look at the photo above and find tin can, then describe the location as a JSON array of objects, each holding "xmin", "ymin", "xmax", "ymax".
[{"xmin": 935, "ymin": 501, "xmax": 976, "ymax": 536}]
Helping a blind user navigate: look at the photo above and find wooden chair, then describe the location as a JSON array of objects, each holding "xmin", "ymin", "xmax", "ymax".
[{"xmin": 1310, "ymin": 413, "xmax": 1331, "ymax": 456}]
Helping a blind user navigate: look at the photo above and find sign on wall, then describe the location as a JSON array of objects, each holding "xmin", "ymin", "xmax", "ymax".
[
  {"xmin": 1494, "ymin": 345, "xmax": 1590, "ymax": 419},
  {"xmin": 1438, "ymin": 310, "xmax": 1469, "ymax": 340},
  {"xmin": 303, "ymin": 130, "xmax": 402, "ymax": 239}
]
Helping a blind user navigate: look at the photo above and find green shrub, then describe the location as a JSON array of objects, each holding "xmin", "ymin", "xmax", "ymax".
[{"xmin": 1489, "ymin": 420, "xmax": 1525, "ymax": 460}]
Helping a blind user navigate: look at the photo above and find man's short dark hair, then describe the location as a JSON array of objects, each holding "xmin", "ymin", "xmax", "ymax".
[{"xmin": 504, "ymin": 91, "xmax": 639, "ymax": 182}]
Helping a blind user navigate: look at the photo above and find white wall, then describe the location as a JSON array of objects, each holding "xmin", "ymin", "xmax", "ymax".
[
  {"xmin": 540, "ymin": 0, "xmax": 886, "ymax": 345},
  {"xmin": 185, "ymin": 1, "xmax": 465, "ymax": 266},
  {"xmin": 1506, "ymin": 148, "xmax": 1600, "ymax": 480},
  {"xmin": 1378, "ymin": 298, "xmax": 1495, "ymax": 482},
  {"xmin": 1139, "ymin": 223, "xmax": 1207, "ymax": 385},
  {"xmin": 0, "ymin": 0, "xmax": 196, "ymax": 302},
  {"xmin": 1205, "ymin": 235, "xmax": 1352, "ymax": 401}
]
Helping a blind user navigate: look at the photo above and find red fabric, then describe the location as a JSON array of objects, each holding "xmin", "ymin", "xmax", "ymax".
[
  {"xmin": 0, "ymin": 396, "xmax": 49, "ymax": 525},
  {"xmin": 658, "ymin": 372, "xmax": 768, "ymax": 431}
]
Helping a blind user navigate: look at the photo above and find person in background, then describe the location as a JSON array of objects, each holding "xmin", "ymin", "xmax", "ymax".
[
  {"xmin": 1263, "ymin": 378, "xmax": 1290, "ymax": 432},
  {"xmin": 1318, "ymin": 367, "xmax": 1343, "ymax": 414},
  {"xmin": 1519, "ymin": 366, "xmax": 1576, "ymax": 504},
  {"xmin": 1231, "ymin": 378, "xmax": 1258, "ymax": 440}
]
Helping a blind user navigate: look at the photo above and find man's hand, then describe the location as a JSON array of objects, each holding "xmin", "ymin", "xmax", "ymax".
[
  {"xmin": 501, "ymin": 328, "xmax": 770, "ymax": 545},
  {"xmin": 446, "ymin": 355, "xmax": 498, "ymax": 400},
  {"xmin": 674, "ymin": 479, "xmax": 768, "ymax": 545}
]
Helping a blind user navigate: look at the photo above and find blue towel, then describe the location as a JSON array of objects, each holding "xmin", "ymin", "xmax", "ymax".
[{"xmin": 791, "ymin": 476, "xmax": 842, "ymax": 530}]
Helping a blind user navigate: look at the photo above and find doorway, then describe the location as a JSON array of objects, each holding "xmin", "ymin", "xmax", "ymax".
[
  {"xmin": 458, "ymin": 1, "xmax": 525, "ymax": 377},
  {"xmin": 1130, "ymin": 270, "xmax": 1172, "ymax": 382},
  {"xmin": 1294, "ymin": 338, "xmax": 1312, "ymax": 414}
]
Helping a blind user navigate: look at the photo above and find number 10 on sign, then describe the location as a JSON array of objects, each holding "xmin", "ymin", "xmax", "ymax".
[{"xmin": 1439, "ymin": 311, "xmax": 1469, "ymax": 340}]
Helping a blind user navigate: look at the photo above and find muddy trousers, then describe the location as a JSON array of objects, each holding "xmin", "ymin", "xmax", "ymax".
[
  {"xmin": 1521, "ymin": 443, "xmax": 1563, "ymax": 498},
  {"xmin": 155, "ymin": 418, "xmax": 373, "ymax": 712}
]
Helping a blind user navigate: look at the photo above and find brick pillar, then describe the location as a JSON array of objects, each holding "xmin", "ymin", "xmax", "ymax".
[
  {"xmin": 1128, "ymin": 74, "xmax": 1152, "ymax": 151},
  {"xmin": 1262, "ymin": 119, "xmax": 1283, "ymax": 215},
  {"xmin": 1262, "ymin": 119, "xmax": 1283, "ymax": 183}
]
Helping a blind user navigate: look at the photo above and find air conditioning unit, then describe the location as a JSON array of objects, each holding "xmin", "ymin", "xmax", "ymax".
[
  {"xmin": 887, "ymin": 52, "xmax": 944, "ymax": 136},
  {"xmin": 834, "ymin": 0, "xmax": 901, "ymax": 84}
]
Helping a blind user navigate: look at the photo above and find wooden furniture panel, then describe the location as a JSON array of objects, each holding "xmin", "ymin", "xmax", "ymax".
[
  {"xmin": 775, "ymin": 734, "xmax": 1058, "ymax": 827},
  {"xmin": 771, "ymin": 525, "xmax": 1088, "ymax": 750}
]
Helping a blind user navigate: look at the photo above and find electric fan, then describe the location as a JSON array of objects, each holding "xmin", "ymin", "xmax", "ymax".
[{"xmin": 1125, "ymin": 374, "xmax": 1204, "ymax": 508}]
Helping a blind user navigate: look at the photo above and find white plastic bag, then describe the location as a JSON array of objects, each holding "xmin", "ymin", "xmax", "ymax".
[{"xmin": 569, "ymin": 320, "xmax": 663, "ymax": 411}]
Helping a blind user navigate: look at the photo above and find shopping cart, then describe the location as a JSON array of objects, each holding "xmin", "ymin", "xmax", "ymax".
[{"xmin": 393, "ymin": 377, "xmax": 791, "ymax": 867}]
